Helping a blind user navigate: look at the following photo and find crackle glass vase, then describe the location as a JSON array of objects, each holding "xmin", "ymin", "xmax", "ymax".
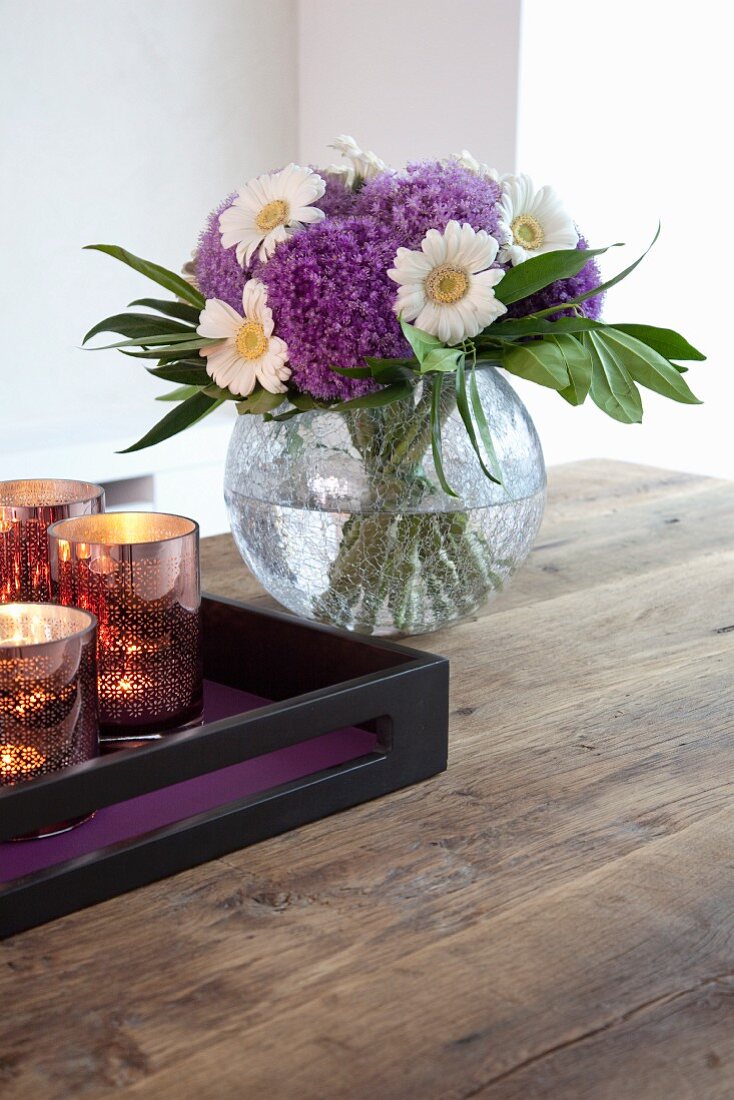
[{"xmin": 224, "ymin": 366, "xmax": 546, "ymax": 636}]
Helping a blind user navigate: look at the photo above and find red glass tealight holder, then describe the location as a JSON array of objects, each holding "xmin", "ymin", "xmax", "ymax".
[
  {"xmin": 0, "ymin": 602, "xmax": 99, "ymax": 838},
  {"xmin": 48, "ymin": 512, "xmax": 203, "ymax": 741},
  {"xmin": 0, "ymin": 479, "xmax": 105, "ymax": 604}
]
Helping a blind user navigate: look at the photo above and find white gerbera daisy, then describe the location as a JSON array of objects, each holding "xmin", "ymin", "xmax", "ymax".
[
  {"xmin": 388, "ymin": 221, "xmax": 507, "ymax": 346},
  {"xmin": 219, "ymin": 164, "xmax": 326, "ymax": 266},
  {"xmin": 197, "ymin": 279, "xmax": 290, "ymax": 397},
  {"xmin": 451, "ymin": 149, "xmax": 500, "ymax": 181},
  {"xmin": 329, "ymin": 135, "xmax": 386, "ymax": 182},
  {"xmin": 498, "ymin": 174, "xmax": 578, "ymax": 266}
]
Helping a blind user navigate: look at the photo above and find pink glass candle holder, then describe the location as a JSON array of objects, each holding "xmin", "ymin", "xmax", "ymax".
[
  {"xmin": 0, "ymin": 479, "xmax": 105, "ymax": 604},
  {"xmin": 48, "ymin": 513, "xmax": 202, "ymax": 740},
  {"xmin": 0, "ymin": 602, "xmax": 99, "ymax": 838}
]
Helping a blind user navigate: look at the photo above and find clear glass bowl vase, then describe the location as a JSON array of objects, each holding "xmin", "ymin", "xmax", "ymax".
[{"xmin": 224, "ymin": 366, "xmax": 546, "ymax": 636}]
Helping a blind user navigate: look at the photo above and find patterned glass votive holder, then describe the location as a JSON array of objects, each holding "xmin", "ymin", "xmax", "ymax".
[
  {"xmin": 48, "ymin": 513, "xmax": 203, "ymax": 740},
  {"xmin": 0, "ymin": 479, "xmax": 105, "ymax": 604},
  {"xmin": 0, "ymin": 602, "xmax": 99, "ymax": 838}
]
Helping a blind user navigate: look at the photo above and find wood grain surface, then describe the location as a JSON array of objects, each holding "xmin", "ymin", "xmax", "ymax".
[{"xmin": 1, "ymin": 459, "xmax": 732, "ymax": 1099}]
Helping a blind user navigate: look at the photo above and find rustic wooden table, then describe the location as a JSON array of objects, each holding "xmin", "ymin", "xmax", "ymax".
[{"xmin": 2, "ymin": 460, "xmax": 732, "ymax": 1099}]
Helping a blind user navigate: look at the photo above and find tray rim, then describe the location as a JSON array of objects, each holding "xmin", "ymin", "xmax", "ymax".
[
  {"xmin": 0, "ymin": 592, "xmax": 445, "ymax": 838},
  {"xmin": 1, "ymin": 593, "xmax": 449, "ymax": 937}
]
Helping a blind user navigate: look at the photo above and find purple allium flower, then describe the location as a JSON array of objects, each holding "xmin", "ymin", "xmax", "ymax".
[
  {"xmin": 355, "ymin": 161, "xmax": 503, "ymax": 249},
  {"xmin": 194, "ymin": 193, "xmax": 249, "ymax": 310},
  {"xmin": 261, "ymin": 216, "xmax": 409, "ymax": 400},
  {"xmin": 507, "ymin": 236, "xmax": 605, "ymax": 320},
  {"xmin": 315, "ymin": 171, "xmax": 357, "ymax": 219}
]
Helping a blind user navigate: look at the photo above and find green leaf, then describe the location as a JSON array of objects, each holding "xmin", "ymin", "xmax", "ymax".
[
  {"xmin": 469, "ymin": 365, "xmax": 503, "ymax": 482},
  {"xmin": 119, "ymin": 391, "xmax": 223, "ymax": 452},
  {"xmin": 329, "ymin": 364, "xmax": 373, "ymax": 379},
  {"xmin": 147, "ymin": 361, "xmax": 210, "ymax": 385},
  {"xmin": 481, "ymin": 315, "xmax": 604, "ymax": 340},
  {"xmin": 495, "ymin": 245, "xmax": 621, "ymax": 306},
  {"xmin": 83, "ymin": 312, "xmax": 193, "ymax": 345},
  {"xmin": 333, "ymin": 381, "xmax": 413, "ymax": 411},
  {"xmin": 532, "ymin": 225, "xmax": 661, "ymax": 318},
  {"xmin": 236, "ymin": 389, "xmax": 288, "ymax": 415},
  {"xmin": 600, "ymin": 329, "xmax": 701, "ymax": 405},
  {"xmin": 420, "ymin": 347, "xmax": 464, "ymax": 374},
  {"xmin": 550, "ymin": 335, "xmax": 593, "ymax": 406},
  {"xmin": 86, "ymin": 331, "xmax": 214, "ymax": 350},
  {"xmin": 289, "ymin": 392, "xmax": 322, "ymax": 412},
  {"xmin": 367, "ymin": 358, "xmax": 418, "ymax": 383},
  {"xmin": 120, "ymin": 339, "xmax": 221, "ymax": 360},
  {"xmin": 156, "ymin": 385, "xmax": 200, "ymax": 402},
  {"xmin": 611, "ymin": 323, "xmax": 705, "ymax": 362},
  {"xmin": 455, "ymin": 356, "xmax": 501, "ymax": 484},
  {"xmin": 399, "ymin": 317, "xmax": 442, "ymax": 364},
  {"xmin": 584, "ymin": 331, "xmax": 643, "ymax": 423},
  {"xmin": 84, "ymin": 244, "xmax": 205, "ymax": 308},
  {"xmin": 430, "ymin": 376, "xmax": 458, "ymax": 497},
  {"xmin": 502, "ymin": 340, "xmax": 570, "ymax": 389},
  {"xmin": 128, "ymin": 298, "xmax": 201, "ymax": 325},
  {"xmin": 264, "ymin": 408, "xmax": 303, "ymax": 423},
  {"xmin": 365, "ymin": 357, "xmax": 416, "ymax": 369}
]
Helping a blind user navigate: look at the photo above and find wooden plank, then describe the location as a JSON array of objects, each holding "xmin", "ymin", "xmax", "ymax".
[
  {"xmin": 100, "ymin": 806, "xmax": 734, "ymax": 1100},
  {"xmin": 1, "ymin": 461, "xmax": 732, "ymax": 1100}
]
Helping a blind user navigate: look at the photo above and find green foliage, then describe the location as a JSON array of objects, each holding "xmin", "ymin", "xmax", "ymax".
[
  {"xmin": 236, "ymin": 389, "xmax": 288, "ymax": 415},
  {"xmin": 530, "ymin": 225, "xmax": 661, "ymax": 319},
  {"xmin": 598, "ymin": 329, "xmax": 701, "ymax": 404},
  {"xmin": 128, "ymin": 298, "xmax": 201, "ymax": 325},
  {"xmin": 147, "ymin": 361, "xmax": 210, "ymax": 385},
  {"xmin": 502, "ymin": 340, "xmax": 570, "ymax": 389},
  {"xmin": 551, "ymin": 335, "xmax": 593, "ymax": 406},
  {"xmin": 156, "ymin": 385, "xmax": 200, "ymax": 402},
  {"xmin": 454, "ymin": 357, "xmax": 501, "ymax": 484},
  {"xmin": 333, "ymin": 381, "xmax": 413, "ymax": 411},
  {"xmin": 119, "ymin": 391, "xmax": 225, "ymax": 453},
  {"xmin": 84, "ymin": 245, "xmax": 205, "ymax": 308},
  {"xmin": 430, "ymin": 375, "xmax": 457, "ymax": 498},
  {"xmin": 584, "ymin": 331, "xmax": 643, "ymax": 423},
  {"xmin": 399, "ymin": 317, "xmax": 442, "ymax": 363},
  {"xmin": 478, "ymin": 315, "xmax": 603, "ymax": 342},
  {"xmin": 610, "ymin": 324, "xmax": 705, "ymax": 362},
  {"xmin": 83, "ymin": 312, "xmax": 193, "ymax": 345},
  {"xmin": 469, "ymin": 365, "xmax": 502, "ymax": 481},
  {"xmin": 495, "ymin": 244, "xmax": 621, "ymax": 306},
  {"xmin": 420, "ymin": 347, "xmax": 464, "ymax": 374}
]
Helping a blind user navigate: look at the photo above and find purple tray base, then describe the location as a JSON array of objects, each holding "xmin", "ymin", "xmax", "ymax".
[{"xmin": 0, "ymin": 679, "xmax": 377, "ymax": 884}]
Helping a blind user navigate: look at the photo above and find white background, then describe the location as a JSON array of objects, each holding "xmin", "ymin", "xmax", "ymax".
[
  {"xmin": 1, "ymin": 0, "xmax": 727, "ymax": 533},
  {"xmin": 514, "ymin": 0, "xmax": 729, "ymax": 477}
]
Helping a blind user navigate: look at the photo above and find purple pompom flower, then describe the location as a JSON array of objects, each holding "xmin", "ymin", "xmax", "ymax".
[
  {"xmin": 355, "ymin": 161, "xmax": 503, "ymax": 249},
  {"xmin": 261, "ymin": 216, "xmax": 409, "ymax": 400},
  {"xmin": 194, "ymin": 193, "xmax": 249, "ymax": 310},
  {"xmin": 316, "ymin": 171, "xmax": 358, "ymax": 218}
]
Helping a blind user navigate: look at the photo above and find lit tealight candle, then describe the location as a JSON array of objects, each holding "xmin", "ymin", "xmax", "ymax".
[
  {"xmin": 0, "ymin": 480, "xmax": 105, "ymax": 604},
  {"xmin": 0, "ymin": 602, "xmax": 99, "ymax": 837},
  {"xmin": 48, "ymin": 512, "xmax": 202, "ymax": 741},
  {"xmin": 0, "ymin": 742, "xmax": 47, "ymax": 780}
]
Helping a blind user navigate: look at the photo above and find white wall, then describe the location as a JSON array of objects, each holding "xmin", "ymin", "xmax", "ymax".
[
  {"xmin": 1, "ymin": 0, "xmax": 298, "ymax": 531},
  {"xmin": 4, "ymin": 0, "xmax": 725, "ymax": 520},
  {"xmin": 297, "ymin": 0, "xmax": 521, "ymax": 172},
  {"xmin": 515, "ymin": 0, "xmax": 729, "ymax": 478}
]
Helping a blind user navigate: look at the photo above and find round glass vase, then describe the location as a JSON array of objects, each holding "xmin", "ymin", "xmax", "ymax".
[{"xmin": 224, "ymin": 366, "xmax": 546, "ymax": 637}]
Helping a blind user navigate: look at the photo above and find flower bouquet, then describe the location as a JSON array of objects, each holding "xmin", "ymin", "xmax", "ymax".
[{"xmin": 85, "ymin": 136, "xmax": 704, "ymax": 635}]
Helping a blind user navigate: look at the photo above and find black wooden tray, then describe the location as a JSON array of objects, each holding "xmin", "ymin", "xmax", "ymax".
[{"xmin": 0, "ymin": 594, "xmax": 449, "ymax": 938}]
